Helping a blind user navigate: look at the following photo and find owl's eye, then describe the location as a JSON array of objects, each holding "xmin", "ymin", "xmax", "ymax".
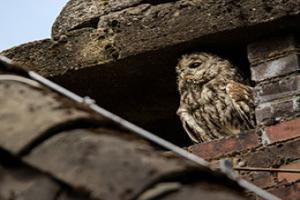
[{"xmin": 188, "ymin": 62, "xmax": 202, "ymax": 69}]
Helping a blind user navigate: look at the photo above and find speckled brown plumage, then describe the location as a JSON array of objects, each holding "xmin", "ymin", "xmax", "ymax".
[{"xmin": 176, "ymin": 52, "xmax": 255, "ymax": 143}]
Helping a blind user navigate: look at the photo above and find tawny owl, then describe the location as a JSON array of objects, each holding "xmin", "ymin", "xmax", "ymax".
[{"xmin": 176, "ymin": 52, "xmax": 255, "ymax": 143}]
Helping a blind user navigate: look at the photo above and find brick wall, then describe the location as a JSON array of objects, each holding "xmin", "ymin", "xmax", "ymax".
[{"xmin": 188, "ymin": 35, "xmax": 300, "ymax": 199}]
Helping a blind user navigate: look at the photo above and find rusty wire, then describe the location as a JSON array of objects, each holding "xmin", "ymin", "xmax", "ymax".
[{"xmin": 234, "ymin": 167, "xmax": 300, "ymax": 173}]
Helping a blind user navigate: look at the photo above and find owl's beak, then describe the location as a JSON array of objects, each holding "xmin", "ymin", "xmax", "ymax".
[
  {"xmin": 185, "ymin": 75, "xmax": 194, "ymax": 82},
  {"xmin": 185, "ymin": 75, "xmax": 193, "ymax": 79}
]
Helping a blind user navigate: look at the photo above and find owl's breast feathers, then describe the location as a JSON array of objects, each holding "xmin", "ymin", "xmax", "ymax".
[{"xmin": 177, "ymin": 79, "xmax": 255, "ymax": 143}]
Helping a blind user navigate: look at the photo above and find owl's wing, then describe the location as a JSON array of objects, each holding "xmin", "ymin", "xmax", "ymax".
[
  {"xmin": 225, "ymin": 80, "xmax": 255, "ymax": 129},
  {"xmin": 177, "ymin": 107, "xmax": 213, "ymax": 143}
]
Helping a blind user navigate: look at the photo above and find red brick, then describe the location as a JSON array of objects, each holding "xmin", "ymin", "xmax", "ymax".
[
  {"xmin": 188, "ymin": 131, "xmax": 260, "ymax": 160},
  {"xmin": 255, "ymin": 97, "xmax": 300, "ymax": 125},
  {"xmin": 255, "ymin": 75, "xmax": 300, "ymax": 104},
  {"xmin": 244, "ymin": 138, "xmax": 300, "ymax": 168},
  {"xmin": 266, "ymin": 182, "xmax": 300, "ymax": 200},
  {"xmin": 247, "ymin": 35, "xmax": 296, "ymax": 66},
  {"xmin": 266, "ymin": 118, "xmax": 300, "ymax": 143},
  {"xmin": 278, "ymin": 160, "xmax": 300, "ymax": 183},
  {"xmin": 243, "ymin": 172, "xmax": 276, "ymax": 188},
  {"xmin": 251, "ymin": 53, "xmax": 300, "ymax": 82},
  {"xmin": 239, "ymin": 132, "xmax": 261, "ymax": 150}
]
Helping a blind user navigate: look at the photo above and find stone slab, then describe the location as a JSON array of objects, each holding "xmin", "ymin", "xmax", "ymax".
[
  {"xmin": 0, "ymin": 77, "xmax": 97, "ymax": 154},
  {"xmin": 161, "ymin": 182, "xmax": 246, "ymax": 200},
  {"xmin": 0, "ymin": 165, "xmax": 60, "ymax": 200},
  {"xmin": 52, "ymin": 0, "xmax": 144, "ymax": 39},
  {"xmin": 25, "ymin": 128, "xmax": 187, "ymax": 200}
]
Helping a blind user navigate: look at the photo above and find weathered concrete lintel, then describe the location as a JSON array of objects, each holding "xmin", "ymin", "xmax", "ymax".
[
  {"xmin": 52, "ymin": 0, "xmax": 182, "ymax": 39},
  {"xmin": 3, "ymin": 1, "xmax": 300, "ymax": 76},
  {"xmin": 97, "ymin": 0, "xmax": 300, "ymax": 57},
  {"xmin": 51, "ymin": 0, "xmax": 146, "ymax": 39},
  {"xmin": 4, "ymin": 15, "xmax": 300, "ymax": 78},
  {"xmin": 53, "ymin": 0, "xmax": 300, "ymax": 42}
]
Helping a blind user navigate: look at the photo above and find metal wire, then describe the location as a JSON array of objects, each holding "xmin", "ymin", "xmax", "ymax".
[
  {"xmin": 234, "ymin": 167, "xmax": 300, "ymax": 173},
  {"xmin": 0, "ymin": 56, "xmax": 281, "ymax": 200}
]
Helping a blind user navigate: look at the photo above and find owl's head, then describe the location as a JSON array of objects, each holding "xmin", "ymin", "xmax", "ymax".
[{"xmin": 176, "ymin": 52, "xmax": 236, "ymax": 87}]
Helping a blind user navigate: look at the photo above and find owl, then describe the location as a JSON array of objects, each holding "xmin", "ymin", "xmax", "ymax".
[{"xmin": 176, "ymin": 52, "xmax": 255, "ymax": 143}]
